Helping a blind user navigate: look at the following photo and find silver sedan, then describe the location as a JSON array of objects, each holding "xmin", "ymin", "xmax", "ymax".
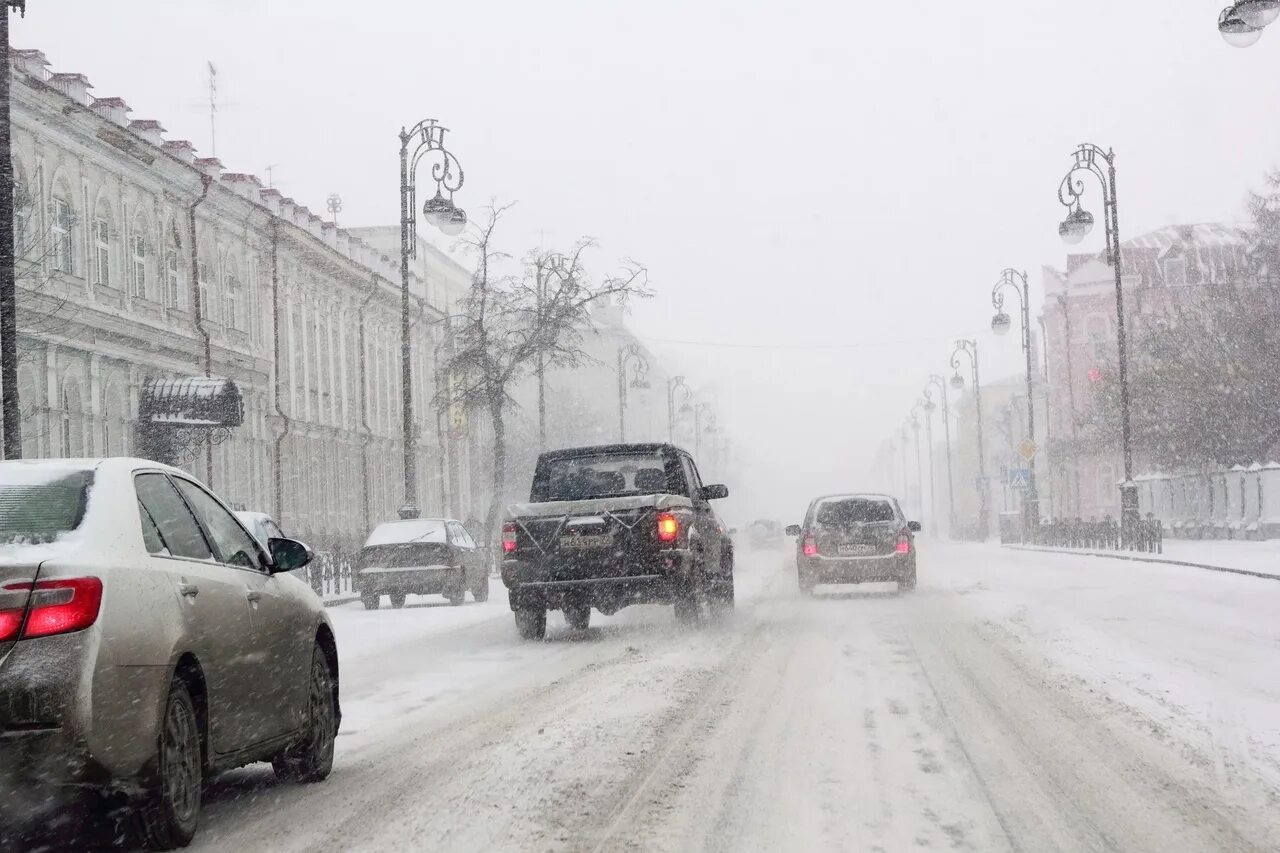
[{"xmin": 0, "ymin": 458, "xmax": 340, "ymax": 849}]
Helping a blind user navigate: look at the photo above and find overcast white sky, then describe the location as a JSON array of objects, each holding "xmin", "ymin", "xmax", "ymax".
[{"xmin": 16, "ymin": 1, "xmax": 1280, "ymax": 520}]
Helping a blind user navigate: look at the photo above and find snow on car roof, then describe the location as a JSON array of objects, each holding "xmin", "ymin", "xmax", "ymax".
[{"xmin": 364, "ymin": 518, "xmax": 451, "ymax": 546}]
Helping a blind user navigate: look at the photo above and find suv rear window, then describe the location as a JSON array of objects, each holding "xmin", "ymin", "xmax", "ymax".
[
  {"xmin": 0, "ymin": 468, "xmax": 93, "ymax": 545},
  {"xmin": 815, "ymin": 498, "xmax": 896, "ymax": 525},
  {"xmin": 532, "ymin": 453, "xmax": 673, "ymax": 501}
]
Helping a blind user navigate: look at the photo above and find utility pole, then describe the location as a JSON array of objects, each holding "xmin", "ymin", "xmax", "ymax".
[{"xmin": 1, "ymin": 2, "xmax": 27, "ymax": 459}]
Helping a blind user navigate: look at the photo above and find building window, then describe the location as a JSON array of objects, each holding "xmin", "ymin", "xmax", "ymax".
[
  {"xmin": 93, "ymin": 217, "xmax": 111, "ymax": 286},
  {"xmin": 166, "ymin": 246, "xmax": 180, "ymax": 307},
  {"xmin": 198, "ymin": 262, "xmax": 210, "ymax": 318},
  {"xmin": 131, "ymin": 233, "xmax": 147, "ymax": 297},
  {"xmin": 1163, "ymin": 257, "xmax": 1187, "ymax": 287},
  {"xmin": 14, "ymin": 181, "xmax": 29, "ymax": 256},
  {"xmin": 1097, "ymin": 463, "xmax": 1116, "ymax": 509},
  {"xmin": 52, "ymin": 197, "xmax": 74, "ymax": 274},
  {"xmin": 224, "ymin": 271, "xmax": 239, "ymax": 329}
]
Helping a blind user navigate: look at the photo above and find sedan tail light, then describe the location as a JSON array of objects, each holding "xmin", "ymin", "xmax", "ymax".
[
  {"xmin": 656, "ymin": 512, "xmax": 679, "ymax": 543},
  {"xmin": 895, "ymin": 530, "xmax": 912, "ymax": 554},
  {"xmin": 802, "ymin": 533, "xmax": 817, "ymax": 557},
  {"xmin": 502, "ymin": 522, "xmax": 518, "ymax": 554},
  {"xmin": 0, "ymin": 577, "xmax": 102, "ymax": 640}
]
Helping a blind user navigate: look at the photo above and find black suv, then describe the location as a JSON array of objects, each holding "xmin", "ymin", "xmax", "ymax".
[
  {"xmin": 501, "ymin": 443, "xmax": 734, "ymax": 639},
  {"xmin": 786, "ymin": 493, "xmax": 920, "ymax": 594}
]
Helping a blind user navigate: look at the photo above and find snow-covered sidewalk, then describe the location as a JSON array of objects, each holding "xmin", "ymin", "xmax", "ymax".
[{"xmin": 1009, "ymin": 537, "xmax": 1280, "ymax": 580}]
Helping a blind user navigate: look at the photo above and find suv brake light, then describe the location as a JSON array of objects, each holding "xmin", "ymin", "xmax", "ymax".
[
  {"xmin": 656, "ymin": 512, "xmax": 679, "ymax": 543},
  {"xmin": 895, "ymin": 530, "xmax": 911, "ymax": 554},
  {"xmin": 502, "ymin": 522, "xmax": 518, "ymax": 554},
  {"xmin": 0, "ymin": 578, "xmax": 103, "ymax": 640},
  {"xmin": 802, "ymin": 533, "xmax": 817, "ymax": 557}
]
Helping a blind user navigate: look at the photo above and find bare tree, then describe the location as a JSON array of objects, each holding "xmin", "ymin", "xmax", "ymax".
[{"xmin": 437, "ymin": 204, "xmax": 650, "ymax": 548}]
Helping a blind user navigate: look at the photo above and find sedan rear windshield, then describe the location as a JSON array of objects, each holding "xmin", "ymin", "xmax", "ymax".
[
  {"xmin": 533, "ymin": 453, "xmax": 674, "ymax": 501},
  {"xmin": 358, "ymin": 542, "xmax": 450, "ymax": 568},
  {"xmin": 815, "ymin": 498, "xmax": 896, "ymax": 525},
  {"xmin": 0, "ymin": 469, "xmax": 93, "ymax": 545}
]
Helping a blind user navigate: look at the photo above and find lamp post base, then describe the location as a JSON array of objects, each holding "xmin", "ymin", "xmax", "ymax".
[{"xmin": 1119, "ymin": 482, "xmax": 1140, "ymax": 549}]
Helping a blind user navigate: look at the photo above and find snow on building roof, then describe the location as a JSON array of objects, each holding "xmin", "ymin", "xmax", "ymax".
[{"xmin": 1120, "ymin": 223, "xmax": 1247, "ymax": 250}]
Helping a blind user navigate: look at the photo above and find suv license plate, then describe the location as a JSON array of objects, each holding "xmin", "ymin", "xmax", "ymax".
[
  {"xmin": 561, "ymin": 534, "xmax": 613, "ymax": 550},
  {"xmin": 837, "ymin": 543, "xmax": 876, "ymax": 556}
]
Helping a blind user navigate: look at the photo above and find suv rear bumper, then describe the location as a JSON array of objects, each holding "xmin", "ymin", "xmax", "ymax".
[{"xmin": 503, "ymin": 549, "xmax": 692, "ymax": 611}]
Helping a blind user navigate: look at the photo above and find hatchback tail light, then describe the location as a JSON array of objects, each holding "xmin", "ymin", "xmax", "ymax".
[
  {"xmin": 895, "ymin": 530, "xmax": 912, "ymax": 554},
  {"xmin": 802, "ymin": 533, "xmax": 817, "ymax": 557},
  {"xmin": 0, "ymin": 577, "xmax": 103, "ymax": 640},
  {"xmin": 502, "ymin": 522, "xmax": 518, "ymax": 554},
  {"xmin": 656, "ymin": 512, "xmax": 679, "ymax": 543}
]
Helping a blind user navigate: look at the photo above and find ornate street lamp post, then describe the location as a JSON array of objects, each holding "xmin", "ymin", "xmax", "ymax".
[
  {"xmin": 617, "ymin": 344, "xmax": 650, "ymax": 442},
  {"xmin": 667, "ymin": 376, "xmax": 692, "ymax": 443},
  {"xmin": 917, "ymin": 391, "xmax": 937, "ymax": 530},
  {"xmin": 991, "ymin": 267, "xmax": 1040, "ymax": 538},
  {"xmin": 926, "ymin": 374, "xmax": 955, "ymax": 535},
  {"xmin": 694, "ymin": 402, "xmax": 716, "ymax": 459},
  {"xmin": 1056, "ymin": 143, "xmax": 1138, "ymax": 544},
  {"xmin": 950, "ymin": 338, "xmax": 988, "ymax": 539},
  {"xmin": 399, "ymin": 119, "xmax": 465, "ymax": 516},
  {"xmin": 908, "ymin": 410, "xmax": 924, "ymax": 523}
]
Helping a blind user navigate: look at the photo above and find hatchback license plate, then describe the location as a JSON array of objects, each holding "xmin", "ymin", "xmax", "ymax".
[
  {"xmin": 837, "ymin": 543, "xmax": 876, "ymax": 556},
  {"xmin": 561, "ymin": 534, "xmax": 613, "ymax": 550}
]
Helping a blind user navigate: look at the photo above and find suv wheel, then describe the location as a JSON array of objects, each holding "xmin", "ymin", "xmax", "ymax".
[
  {"xmin": 673, "ymin": 573, "xmax": 702, "ymax": 625},
  {"xmin": 515, "ymin": 605, "xmax": 547, "ymax": 640},
  {"xmin": 389, "ymin": 592, "xmax": 407, "ymax": 609},
  {"xmin": 136, "ymin": 680, "xmax": 202, "ymax": 850},
  {"xmin": 273, "ymin": 646, "xmax": 337, "ymax": 784},
  {"xmin": 564, "ymin": 604, "xmax": 591, "ymax": 631},
  {"xmin": 361, "ymin": 592, "xmax": 380, "ymax": 610}
]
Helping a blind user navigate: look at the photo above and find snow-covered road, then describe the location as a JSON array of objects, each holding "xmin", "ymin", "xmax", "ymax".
[{"xmin": 183, "ymin": 542, "xmax": 1280, "ymax": 852}]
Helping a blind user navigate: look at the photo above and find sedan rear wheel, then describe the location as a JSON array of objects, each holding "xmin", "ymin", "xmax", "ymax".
[
  {"xmin": 389, "ymin": 592, "xmax": 407, "ymax": 609},
  {"xmin": 361, "ymin": 592, "xmax": 380, "ymax": 610},
  {"xmin": 136, "ymin": 680, "xmax": 202, "ymax": 850},
  {"xmin": 272, "ymin": 646, "xmax": 337, "ymax": 783}
]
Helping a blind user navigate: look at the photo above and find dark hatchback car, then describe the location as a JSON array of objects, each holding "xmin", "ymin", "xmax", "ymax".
[
  {"xmin": 355, "ymin": 518, "xmax": 488, "ymax": 609},
  {"xmin": 786, "ymin": 494, "xmax": 920, "ymax": 594}
]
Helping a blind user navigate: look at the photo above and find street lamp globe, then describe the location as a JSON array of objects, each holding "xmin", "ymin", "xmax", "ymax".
[
  {"xmin": 950, "ymin": 371, "xmax": 964, "ymax": 390},
  {"xmin": 1058, "ymin": 207, "xmax": 1094, "ymax": 244},
  {"xmin": 439, "ymin": 207, "xmax": 467, "ymax": 237},
  {"xmin": 422, "ymin": 190, "xmax": 454, "ymax": 229},
  {"xmin": 991, "ymin": 312, "xmax": 1012, "ymax": 335},
  {"xmin": 1237, "ymin": 0, "xmax": 1280, "ymax": 28},
  {"xmin": 1219, "ymin": 6, "xmax": 1265, "ymax": 46}
]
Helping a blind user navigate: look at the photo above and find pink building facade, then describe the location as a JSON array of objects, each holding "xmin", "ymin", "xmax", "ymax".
[{"xmin": 1040, "ymin": 223, "xmax": 1247, "ymax": 521}]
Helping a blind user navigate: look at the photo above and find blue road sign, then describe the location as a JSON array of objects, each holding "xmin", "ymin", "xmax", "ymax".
[{"xmin": 1008, "ymin": 467, "xmax": 1031, "ymax": 491}]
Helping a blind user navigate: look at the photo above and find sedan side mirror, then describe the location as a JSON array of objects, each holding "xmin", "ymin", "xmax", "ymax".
[
  {"xmin": 907, "ymin": 521, "xmax": 922, "ymax": 533},
  {"xmin": 701, "ymin": 484, "xmax": 729, "ymax": 500},
  {"xmin": 268, "ymin": 537, "xmax": 314, "ymax": 573},
  {"xmin": 785, "ymin": 524, "xmax": 801, "ymax": 536}
]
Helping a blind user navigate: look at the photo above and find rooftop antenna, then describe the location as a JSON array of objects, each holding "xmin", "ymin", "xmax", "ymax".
[
  {"xmin": 207, "ymin": 61, "xmax": 218, "ymax": 157},
  {"xmin": 264, "ymin": 164, "xmax": 280, "ymax": 188}
]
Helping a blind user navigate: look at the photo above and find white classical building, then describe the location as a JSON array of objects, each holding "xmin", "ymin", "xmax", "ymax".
[{"xmin": 6, "ymin": 47, "xmax": 481, "ymax": 549}]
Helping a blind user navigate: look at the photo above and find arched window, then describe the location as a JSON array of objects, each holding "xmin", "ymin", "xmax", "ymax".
[
  {"xmin": 51, "ymin": 187, "xmax": 75, "ymax": 274},
  {"xmin": 92, "ymin": 201, "xmax": 113, "ymax": 287},
  {"xmin": 164, "ymin": 221, "xmax": 182, "ymax": 308},
  {"xmin": 102, "ymin": 376, "xmax": 129, "ymax": 456},
  {"xmin": 13, "ymin": 165, "xmax": 31, "ymax": 258},
  {"xmin": 198, "ymin": 259, "xmax": 212, "ymax": 319},
  {"xmin": 130, "ymin": 220, "xmax": 150, "ymax": 298},
  {"xmin": 223, "ymin": 258, "xmax": 241, "ymax": 329},
  {"xmin": 60, "ymin": 376, "xmax": 84, "ymax": 458}
]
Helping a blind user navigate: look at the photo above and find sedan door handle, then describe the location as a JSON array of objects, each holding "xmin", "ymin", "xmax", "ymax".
[
  {"xmin": 177, "ymin": 583, "xmax": 199, "ymax": 598},
  {"xmin": 245, "ymin": 591, "xmax": 262, "ymax": 603}
]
